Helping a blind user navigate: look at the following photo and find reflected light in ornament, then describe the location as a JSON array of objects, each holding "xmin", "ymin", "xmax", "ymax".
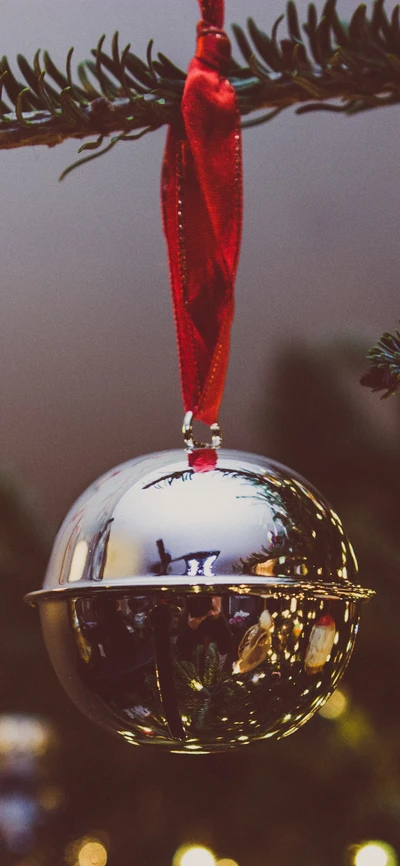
[
  {"xmin": 354, "ymin": 842, "xmax": 397, "ymax": 866},
  {"xmin": 68, "ymin": 541, "xmax": 89, "ymax": 583},
  {"xmin": 77, "ymin": 840, "xmax": 107, "ymax": 866},
  {"xmin": 319, "ymin": 688, "xmax": 348, "ymax": 720},
  {"xmin": 173, "ymin": 845, "xmax": 216, "ymax": 866}
]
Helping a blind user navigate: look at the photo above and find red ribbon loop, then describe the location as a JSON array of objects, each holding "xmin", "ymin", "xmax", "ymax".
[
  {"xmin": 199, "ymin": 0, "xmax": 224, "ymax": 28},
  {"xmin": 161, "ymin": 0, "xmax": 242, "ymax": 426}
]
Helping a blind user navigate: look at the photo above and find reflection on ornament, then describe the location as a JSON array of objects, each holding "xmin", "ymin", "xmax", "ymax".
[
  {"xmin": 292, "ymin": 620, "xmax": 302, "ymax": 639},
  {"xmin": 304, "ymin": 614, "xmax": 336, "ymax": 676},
  {"xmin": 70, "ymin": 600, "xmax": 92, "ymax": 664},
  {"xmin": 233, "ymin": 610, "xmax": 273, "ymax": 674},
  {"xmin": 26, "ymin": 449, "xmax": 373, "ymax": 752},
  {"xmin": 68, "ymin": 540, "xmax": 89, "ymax": 583}
]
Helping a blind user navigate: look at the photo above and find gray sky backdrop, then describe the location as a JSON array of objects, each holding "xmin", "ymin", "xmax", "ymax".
[{"xmin": 0, "ymin": 0, "xmax": 399, "ymax": 526}]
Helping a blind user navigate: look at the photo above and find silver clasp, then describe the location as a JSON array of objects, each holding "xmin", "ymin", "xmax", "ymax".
[{"xmin": 182, "ymin": 411, "xmax": 222, "ymax": 451}]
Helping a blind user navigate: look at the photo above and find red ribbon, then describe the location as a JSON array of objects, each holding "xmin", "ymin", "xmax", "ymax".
[{"xmin": 161, "ymin": 0, "xmax": 242, "ymax": 427}]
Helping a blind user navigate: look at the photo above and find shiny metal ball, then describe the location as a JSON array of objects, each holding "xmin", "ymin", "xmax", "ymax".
[{"xmin": 27, "ymin": 449, "xmax": 373, "ymax": 753}]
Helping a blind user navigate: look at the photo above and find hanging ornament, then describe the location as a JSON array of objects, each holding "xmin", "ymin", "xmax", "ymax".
[
  {"xmin": 26, "ymin": 449, "xmax": 373, "ymax": 752},
  {"xmin": 25, "ymin": 0, "xmax": 374, "ymax": 752}
]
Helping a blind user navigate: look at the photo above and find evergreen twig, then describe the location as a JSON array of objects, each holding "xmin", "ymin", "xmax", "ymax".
[
  {"xmin": 1, "ymin": 0, "xmax": 399, "ymax": 377},
  {"xmin": 0, "ymin": 0, "xmax": 399, "ymax": 176},
  {"xmin": 361, "ymin": 328, "xmax": 400, "ymax": 397}
]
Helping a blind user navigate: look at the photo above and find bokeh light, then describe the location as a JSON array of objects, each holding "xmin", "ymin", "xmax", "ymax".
[
  {"xmin": 0, "ymin": 714, "xmax": 56, "ymax": 756},
  {"xmin": 37, "ymin": 783, "xmax": 65, "ymax": 811},
  {"xmin": 64, "ymin": 835, "xmax": 109, "ymax": 866},
  {"xmin": 354, "ymin": 841, "xmax": 397, "ymax": 866},
  {"xmin": 216, "ymin": 859, "xmax": 239, "ymax": 866},
  {"xmin": 77, "ymin": 840, "xmax": 107, "ymax": 866},
  {"xmin": 319, "ymin": 688, "xmax": 348, "ymax": 720},
  {"xmin": 65, "ymin": 837, "xmax": 108, "ymax": 866},
  {"xmin": 173, "ymin": 844, "xmax": 216, "ymax": 866}
]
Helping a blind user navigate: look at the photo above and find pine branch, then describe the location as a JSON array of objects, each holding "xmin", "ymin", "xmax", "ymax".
[
  {"xmin": 361, "ymin": 328, "xmax": 400, "ymax": 397},
  {"xmin": 0, "ymin": 0, "xmax": 399, "ymax": 174}
]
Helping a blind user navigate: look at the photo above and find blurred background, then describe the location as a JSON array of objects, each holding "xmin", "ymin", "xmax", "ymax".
[{"xmin": 1, "ymin": 0, "xmax": 400, "ymax": 864}]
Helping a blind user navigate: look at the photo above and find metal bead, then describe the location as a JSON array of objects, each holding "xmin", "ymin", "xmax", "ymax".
[{"xmin": 26, "ymin": 449, "xmax": 373, "ymax": 753}]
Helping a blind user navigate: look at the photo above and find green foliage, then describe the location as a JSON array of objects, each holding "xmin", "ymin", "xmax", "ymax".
[
  {"xmin": 1, "ymin": 1, "xmax": 399, "ymax": 372},
  {"xmin": 0, "ymin": 0, "xmax": 399, "ymax": 175},
  {"xmin": 361, "ymin": 328, "xmax": 400, "ymax": 397}
]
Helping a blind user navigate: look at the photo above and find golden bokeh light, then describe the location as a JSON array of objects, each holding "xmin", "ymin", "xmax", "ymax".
[
  {"xmin": 319, "ymin": 688, "xmax": 348, "ymax": 720},
  {"xmin": 216, "ymin": 859, "xmax": 239, "ymax": 866},
  {"xmin": 173, "ymin": 844, "xmax": 216, "ymax": 866},
  {"xmin": 77, "ymin": 840, "xmax": 108, "ymax": 866},
  {"xmin": 354, "ymin": 841, "xmax": 397, "ymax": 866},
  {"xmin": 37, "ymin": 783, "xmax": 65, "ymax": 811}
]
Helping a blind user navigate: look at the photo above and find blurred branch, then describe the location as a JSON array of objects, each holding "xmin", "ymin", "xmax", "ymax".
[
  {"xmin": 0, "ymin": 470, "xmax": 51, "ymax": 579},
  {"xmin": 0, "ymin": 0, "xmax": 399, "ymax": 172},
  {"xmin": 361, "ymin": 328, "xmax": 400, "ymax": 397}
]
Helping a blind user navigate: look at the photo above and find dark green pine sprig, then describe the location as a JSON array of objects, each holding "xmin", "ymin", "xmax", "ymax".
[
  {"xmin": 361, "ymin": 328, "xmax": 400, "ymax": 397},
  {"xmin": 0, "ymin": 0, "xmax": 400, "ymax": 178},
  {"xmin": 1, "ymin": 0, "xmax": 400, "ymax": 396}
]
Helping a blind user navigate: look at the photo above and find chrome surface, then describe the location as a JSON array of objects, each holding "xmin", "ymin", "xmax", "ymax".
[
  {"xmin": 28, "ymin": 448, "xmax": 373, "ymax": 751},
  {"xmin": 39, "ymin": 589, "xmax": 361, "ymax": 751},
  {"xmin": 26, "ymin": 449, "xmax": 373, "ymax": 600},
  {"xmin": 182, "ymin": 411, "xmax": 222, "ymax": 451}
]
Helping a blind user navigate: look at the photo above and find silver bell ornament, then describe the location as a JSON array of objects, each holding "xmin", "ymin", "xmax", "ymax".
[
  {"xmin": 22, "ymin": 0, "xmax": 374, "ymax": 753},
  {"xmin": 26, "ymin": 448, "xmax": 373, "ymax": 753}
]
